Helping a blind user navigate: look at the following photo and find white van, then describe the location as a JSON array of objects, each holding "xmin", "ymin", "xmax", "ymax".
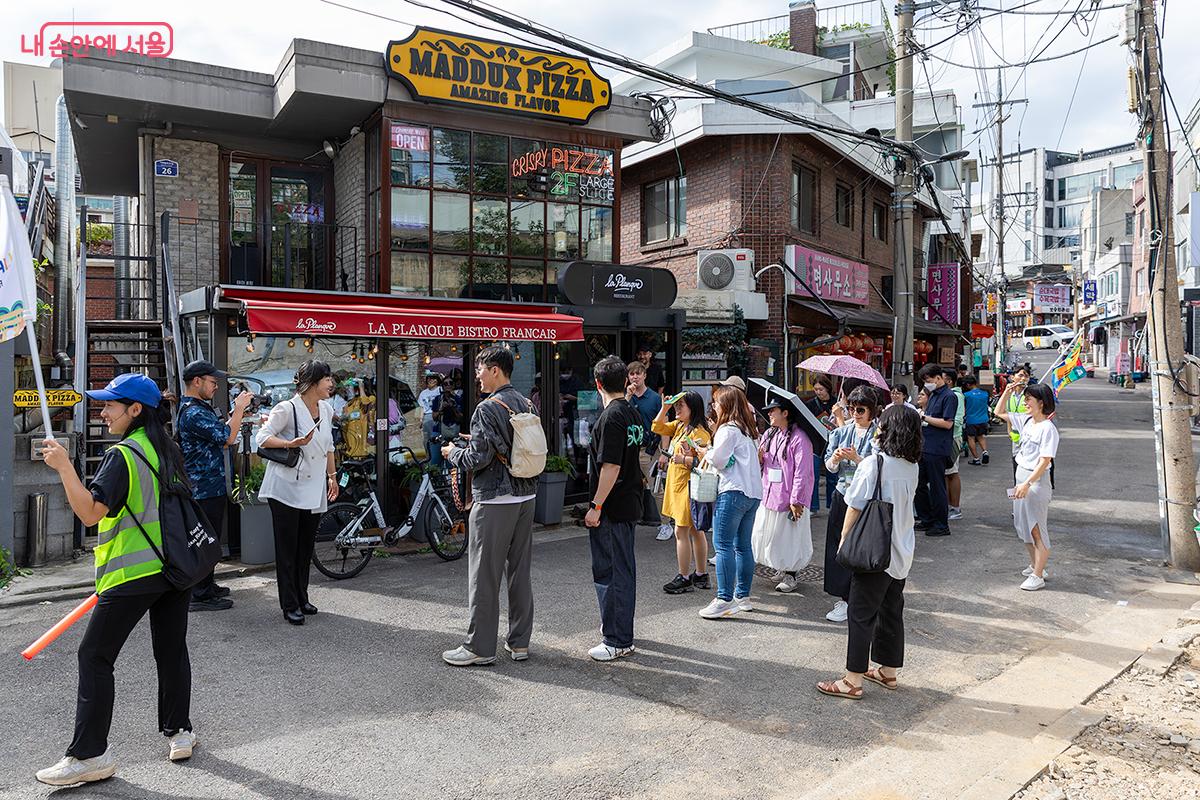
[{"xmin": 1015, "ymin": 324, "xmax": 1074, "ymax": 350}]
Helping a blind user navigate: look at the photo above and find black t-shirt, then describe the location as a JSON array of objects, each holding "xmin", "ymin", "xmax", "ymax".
[
  {"xmin": 645, "ymin": 361, "xmax": 666, "ymax": 394},
  {"xmin": 89, "ymin": 445, "xmax": 172, "ymax": 596},
  {"xmin": 588, "ymin": 398, "xmax": 645, "ymax": 523}
]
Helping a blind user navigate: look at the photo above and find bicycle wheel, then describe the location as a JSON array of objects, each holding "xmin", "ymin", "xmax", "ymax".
[
  {"xmin": 423, "ymin": 498, "xmax": 468, "ymax": 561},
  {"xmin": 312, "ymin": 502, "xmax": 375, "ymax": 579}
]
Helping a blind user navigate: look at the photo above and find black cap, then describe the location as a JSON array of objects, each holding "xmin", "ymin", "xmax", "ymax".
[{"xmin": 182, "ymin": 360, "xmax": 225, "ymax": 382}]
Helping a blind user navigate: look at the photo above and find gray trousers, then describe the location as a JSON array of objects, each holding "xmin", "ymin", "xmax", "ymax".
[{"xmin": 464, "ymin": 499, "xmax": 536, "ymax": 658}]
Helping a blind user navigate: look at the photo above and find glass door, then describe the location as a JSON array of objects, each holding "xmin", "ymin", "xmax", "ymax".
[
  {"xmin": 560, "ymin": 332, "xmax": 617, "ymax": 503},
  {"xmin": 269, "ymin": 166, "xmax": 330, "ymax": 289},
  {"xmin": 228, "ymin": 160, "xmax": 262, "ymax": 285}
]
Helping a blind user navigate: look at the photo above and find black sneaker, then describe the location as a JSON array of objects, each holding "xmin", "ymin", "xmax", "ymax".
[
  {"xmin": 914, "ymin": 520, "xmax": 934, "ymax": 531},
  {"xmin": 213, "ymin": 584, "xmax": 231, "ymax": 598},
  {"xmin": 663, "ymin": 573, "xmax": 694, "ymax": 594},
  {"xmin": 690, "ymin": 572, "xmax": 710, "ymax": 590},
  {"xmin": 924, "ymin": 527, "xmax": 952, "ymax": 537},
  {"xmin": 189, "ymin": 596, "xmax": 233, "ymax": 612},
  {"xmin": 981, "ymin": 451, "xmax": 990, "ymax": 464}
]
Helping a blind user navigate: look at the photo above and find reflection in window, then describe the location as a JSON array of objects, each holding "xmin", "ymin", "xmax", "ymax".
[
  {"xmin": 474, "ymin": 133, "xmax": 509, "ymax": 194},
  {"xmin": 582, "ymin": 205, "xmax": 613, "ymax": 261},
  {"xmin": 473, "ymin": 197, "xmax": 508, "ymax": 255},
  {"xmin": 472, "ymin": 258, "xmax": 508, "ymax": 300},
  {"xmin": 391, "ymin": 187, "xmax": 430, "ymax": 250},
  {"xmin": 389, "ymin": 123, "xmax": 431, "ymax": 186},
  {"xmin": 433, "ymin": 192, "xmax": 470, "ymax": 251},
  {"xmin": 549, "ymin": 202, "xmax": 579, "ymax": 260},
  {"xmin": 511, "ymin": 138, "xmax": 546, "ymax": 198},
  {"xmin": 433, "ymin": 254, "xmax": 469, "ymax": 299},
  {"xmin": 432, "ymin": 128, "xmax": 470, "ymax": 190},
  {"xmin": 391, "ymin": 251, "xmax": 429, "ymax": 295},
  {"xmin": 510, "ymin": 200, "xmax": 546, "ymax": 257},
  {"xmin": 510, "ymin": 260, "xmax": 545, "ymax": 302}
]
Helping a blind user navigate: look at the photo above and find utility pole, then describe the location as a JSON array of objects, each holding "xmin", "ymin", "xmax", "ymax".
[
  {"xmin": 974, "ymin": 72, "xmax": 1027, "ymax": 369},
  {"xmin": 1135, "ymin": 0, "xmax": 1200, "ymax": 570},
  {"xmin": 891, "ymin": 1, "xmax": 916, "ymax": 384}
]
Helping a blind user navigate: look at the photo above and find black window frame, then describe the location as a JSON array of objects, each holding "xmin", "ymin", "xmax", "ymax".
[
  {"xmin": 640, "ymin": 174, "xmax": 687, "ymax": 245},
  {"xmin": 792, "ymin": 163, "xmax": 817, "ymax": 235},
  {"xmin": 871, "ymin": 201, "xmax": 887, "ymax": 241},
  {"xmin": 835, "ymin": 181, "xmax": 854, "ymax": 229}
]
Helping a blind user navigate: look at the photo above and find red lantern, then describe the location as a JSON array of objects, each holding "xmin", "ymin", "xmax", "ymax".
[
  {"xmin": 854, "ymin": 349, "xmax": 867, "ymax": 361},
  {"xmin": 839, "ymin": 335, "xmax": 853, "ymax": 351},
  {"xmin": 861, "ymin": 335, "xmax": 874, "ymax": 349}
]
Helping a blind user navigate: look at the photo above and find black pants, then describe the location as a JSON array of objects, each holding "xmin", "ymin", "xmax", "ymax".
[
  {"xmin": 846, "ymin": 571, "xmax": 905, "ymax": 674},
  {"xmin": 915, "ymin": 452, "xmax": 951, "ymax": 532},
  {"xmin": 67, "ymin": 586, "xmax": 192, "ymax": 759},
  {"xmin": 590, "ymin": 519, "xmax": 637, "ymax": 649},
  {"xmin": 191, "ymin": 496, "xmax": 226, "ymax": 600},
  {"xmin": 823, "ymin": 492, "xmax": 852, "ymax": 602},
  {"xmin": 268, "ymin": 499, "xmax": 319, "ymax": 613}
]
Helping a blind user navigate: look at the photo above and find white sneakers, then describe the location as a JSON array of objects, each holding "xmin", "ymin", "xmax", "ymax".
[
  {"xmin": 775, "ymin": 574, "xmax": 800, "ymax": 593},
  {"xmin": 655, "ymin": 523, "xmax": 674, "ymax": 541},
  {"xmin": 441, "ymin": 645, "xmax": 496, "ymax": 666},
  {"xmin": 826, "ymin": 600, "xmax": 849, "ymax": 622},
  {"xmin": 699, "ymin": 598, "xmax": 740, "ymax": 619},
  {"xmin": 735, "ymin": 596, "xmax": 754, "ymax": 613},
  {"xmin": 1020, "ymin": 574, "xmax": 1046, "ymax": 591},
  {"xmin": 588, "ymin": 642, "xmax": 635, "ymax": 661},
  {"xmin": 1021, "ymin": 565, "xmax": 1051, "ymax": 579},
  {"xmin": 35, "ymin": 752, "xmax": 117, "ymax": 786},
  {"xmin": 948, "ymin": 506, "xmax": 963, "ymax": 520},
  {"xmin": 504, "ymin": 643, "xmax": 529, "ymax": 662},
  {"xmin": 168, "ymin": 730, "xmax": 197, "ymax": 761}
]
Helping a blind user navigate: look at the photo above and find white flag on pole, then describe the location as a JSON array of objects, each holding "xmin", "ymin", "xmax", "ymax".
[{"xmin": 0, "ymin": 183, "xmax": 37, "ymax": 342}]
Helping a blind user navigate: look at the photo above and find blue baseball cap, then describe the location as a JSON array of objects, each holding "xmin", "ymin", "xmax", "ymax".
[{"xmin": 86, "ymin": 373, "xmax": 162, "ymax": 408}]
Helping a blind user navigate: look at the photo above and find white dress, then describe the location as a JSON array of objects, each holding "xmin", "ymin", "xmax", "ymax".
[
  {"xmin": 1010, "ymin": 412, "xmax": 1059, "ymax": 547},
  {"xmin": 752, "ymin": 507, "xmax": 813, "ymax": 573}
]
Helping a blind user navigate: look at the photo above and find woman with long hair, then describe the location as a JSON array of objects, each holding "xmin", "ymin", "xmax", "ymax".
[
  {"xmin": 806, "ymin": 375, "xmax": 838, "ymax": 511},
  {"xmin": 994, "ymin": 381, "xmax": 1059, "ymax": 591},
  {"xmin": 256, "ymin": 359, "xmax": 338, "ymax": 625},
  {"xmin": 652, "ymin": 391, "xmax": 712, "ymax": 594},
  {"xmin": 820, "ymin": 385, "xmax": 883, "ymax": 623},
  {"xmin": 691, "ymin": 386, "xmax": 762, "ymax": 618},
  {"xmin": 37, "ymin": 374, "xmax": 200, "ymax": 785},
  {"xmin": 817, "ymin": 404, "xmax": 922, "ymax": 700},
  {"xmin": 752, "ymin": 396, "xmax": 815, "ymax": 593}
]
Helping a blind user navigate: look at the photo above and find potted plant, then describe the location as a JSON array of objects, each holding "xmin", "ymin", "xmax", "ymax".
[
  {"xmin": 233, "ymin": 463, "xmax": 274, "ymax": 565},
  {"xmin": 534, "ymin": 455, "xmax": 575, "ymax": 525}
]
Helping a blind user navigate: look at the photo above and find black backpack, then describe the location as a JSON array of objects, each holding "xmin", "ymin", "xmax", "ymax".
[
  {"xmin": 119, "ymin": 444, "xmax": 222, "ymax": 590},
  {"xmin": 835, "ymin": 454, "xmax": 893, "ymax": 573}
]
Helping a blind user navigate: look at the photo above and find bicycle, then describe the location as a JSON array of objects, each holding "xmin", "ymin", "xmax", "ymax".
[{"xmin": 311, "ymin": 444, "xmax": 469, "ymax": 579}]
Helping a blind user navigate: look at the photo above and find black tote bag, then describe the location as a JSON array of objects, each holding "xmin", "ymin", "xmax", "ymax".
[
  {"xmin": 835, "ymin": 453, "xmax": 893, "ymax": 573},
  {"xmin": 122, "ymin": 445, "xmax": 223, "ymax": 590},
  {"xmin": 257, "ymin": 400, "xmax": 302, "ymax": 468}
]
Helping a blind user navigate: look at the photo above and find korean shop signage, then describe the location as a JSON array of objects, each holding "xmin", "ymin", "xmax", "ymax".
[
  {"xmin": 783, "ymin": 244, "xmax": 869, "ymax": 306},
  {"xmin": 925, "ymin": 263, "xmax": 960, "ymax": 325},
  {"xmin": 385, "ymin": 27, "xmax": 612, "ymax": 124}
]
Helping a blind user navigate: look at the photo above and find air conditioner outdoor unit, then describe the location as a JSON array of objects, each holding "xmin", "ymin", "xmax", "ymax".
[{"xmin": 696, "ymin": 249, "xmax": 755, "ymax": 292}]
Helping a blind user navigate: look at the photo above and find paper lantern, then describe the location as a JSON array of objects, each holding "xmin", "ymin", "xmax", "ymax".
[
  {"xmin": 861, "ymin": 335, "xmax": 874, "ymax": 349},
  {"xmin": 839, "ymin": 335, "xmax": 853, "ymax": 351},
  {"xmin": 854, "ymin": 349, "xmax": 867, "ymax": 361}
]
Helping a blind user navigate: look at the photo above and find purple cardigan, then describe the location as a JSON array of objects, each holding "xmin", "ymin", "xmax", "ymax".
[{"xmin": 757, "ymin": 426, "xmax": 815, "ymax": 512}]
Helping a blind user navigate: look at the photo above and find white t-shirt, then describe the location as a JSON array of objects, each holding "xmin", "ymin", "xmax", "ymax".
[
  {"xmin": 708, "ymin": 423, "xmax": 764, "ymax": 500},
  {"xmin": 418, "ymin": 388, "xmax": 441, "ymax": 417},
  {"xmin": 843, "ymin": 452, "xmax": 919, "ymax": 581},
  {"xmin": 1010, "ymin": 412, "xmax": 1060, "ymax": 470}
]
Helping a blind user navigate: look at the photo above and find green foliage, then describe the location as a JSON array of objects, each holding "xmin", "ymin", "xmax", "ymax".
[
  {"xmin": 233, "ymin": 463, "xmax": 267, "ymax": 505},
  {"xmin": 753, "ymin": 31, "xmax": 790, "ymax": 50},
  {"xmin": 0, "ymin": 546, "xmax": 31, "ymax": 589},
  {"xmin": 682, "ymin": 305, "xmax": 750, "ymax": 376},
  {"xmin": 881, "ymin": 6, "xmax": 897, "ymax": 96},
  {"xmin": 544, "ymin": 454, "xmax": 575, "ymax": 476},
  {"xmin": 85, "ymin": 224, "xmax": 113, "ymax": 246}
]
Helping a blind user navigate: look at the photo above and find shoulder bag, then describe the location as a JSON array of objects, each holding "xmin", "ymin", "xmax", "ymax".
[
  {"xmin": 119, "ymin": 444, "xmax": 222, "ymax": 590},
  {"xmin": 835, "ymin": 453, "xmax": 893, "ymax": 573},
  {"xmin": 258, "ymin": 399, "xmax": 303, "ymax": 468}
]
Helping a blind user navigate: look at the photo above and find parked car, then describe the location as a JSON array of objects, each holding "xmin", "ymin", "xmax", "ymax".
[{"xmin": 1014, "ymin": 324, "xmax": 1074, "ymax": 350}]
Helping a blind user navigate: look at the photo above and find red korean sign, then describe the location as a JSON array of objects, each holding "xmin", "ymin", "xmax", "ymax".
[{"xmin": 784, "ymin": 244, "xmax": 869, "ymax": 306}]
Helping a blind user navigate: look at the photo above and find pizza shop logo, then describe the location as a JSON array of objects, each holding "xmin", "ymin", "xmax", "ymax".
[
  {"xmin": 604, "ymin": 274, "xmax": 644, "ymax": 294},
  {"xmin": 386, "ymin": 27, "xmax": 612, "ymax": 123},
  {"xmin": 510, "ymin": 146, "xmax": 615, "ymax": 203},
  {"xmin": 296, "ymin": 318, "xmax": 337, "ymax": 333}
]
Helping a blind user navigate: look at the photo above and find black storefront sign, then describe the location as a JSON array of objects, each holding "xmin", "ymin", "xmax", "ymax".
[{"xmin": 558, "ymin": 261, "xmax": 677, "ymax": 309}]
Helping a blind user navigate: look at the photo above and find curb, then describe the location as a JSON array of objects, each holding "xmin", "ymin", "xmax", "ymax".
[{"xmin": 0, "ymin": 563, "xmax": 277, "ymax": 610}]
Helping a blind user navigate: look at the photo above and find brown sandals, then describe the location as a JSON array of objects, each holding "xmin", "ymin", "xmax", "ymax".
[
  {"xmin": 862, "ymin": 668, "xmax": 898, "ymax": 690},
  {"xmin": 816, "ymin": 678, "xmax": 862, "ymax": 699}
]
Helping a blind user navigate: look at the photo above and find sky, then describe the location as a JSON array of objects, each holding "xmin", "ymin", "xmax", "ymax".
[{"xmin": 2, "ymin": 0, "xmax": 1197, "ymax": 167}]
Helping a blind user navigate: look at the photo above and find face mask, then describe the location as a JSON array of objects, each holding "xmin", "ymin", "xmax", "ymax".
[{"xmin": 923, "ymin": 382, "xmax": 937, "ymax": 392}]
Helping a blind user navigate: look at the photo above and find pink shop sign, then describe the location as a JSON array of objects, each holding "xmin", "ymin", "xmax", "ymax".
[
  {"xmin": 925, "ymin": 263, "xmax": 960, "ymax": 325},
  {"xmin": 784, "ymin": 245, "xmax": 869, "ymax": 306}
]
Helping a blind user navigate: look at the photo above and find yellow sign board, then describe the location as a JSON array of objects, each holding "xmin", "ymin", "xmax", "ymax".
[
  {"xmin": 386, "ymin": 28, "xmax": 612, "ymax": 124},
  {"xmin": 14, "ymin": 389, "xmax": 83, "ymax": 408}
]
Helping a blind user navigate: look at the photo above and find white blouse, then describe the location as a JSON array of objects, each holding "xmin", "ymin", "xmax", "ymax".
[
  {"xmin": 255, "ymin": 396, "xmax": 335, "ymax": 512},
  {"xmin": 708, "ymin": 423, "xmax": 764, "ymax": 500}
]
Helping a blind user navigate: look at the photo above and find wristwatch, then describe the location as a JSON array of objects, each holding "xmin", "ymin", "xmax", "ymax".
[{"xmin": 589, "ymin": 501, "xmax": 602, "ymax": 511}]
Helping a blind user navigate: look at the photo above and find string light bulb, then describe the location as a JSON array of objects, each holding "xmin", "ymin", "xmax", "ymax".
[
  {"xmin": 450, "ymin": 344, "xmax": 458, "ymax": 353},
  {"xmin": 423, "ymin": 354, "xmax": 431, "ymax": 365},
  {"xmin": 287, "ymin": 338, "xmax": 295, "ymax": 348},
  {"xmin": 245, "ymin": 342, "xmax": 255, "ymax": 353}
]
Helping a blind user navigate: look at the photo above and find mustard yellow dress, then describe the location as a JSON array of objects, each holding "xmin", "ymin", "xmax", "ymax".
[{"xmin": 651, "ymin": 419, "xmax": 712, "ymax": 528}]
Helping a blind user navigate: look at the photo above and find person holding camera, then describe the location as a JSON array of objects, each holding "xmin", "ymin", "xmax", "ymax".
[
  {"xmin": 178, "ymin": 360, "xmax": 253, "ymax": 611},
  {"xmin": 441, "ymin": 346, "xmax": 538, "ymax": 666}
]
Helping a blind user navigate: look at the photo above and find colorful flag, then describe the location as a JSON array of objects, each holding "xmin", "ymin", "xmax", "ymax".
[
  {"xmin": 0, "ymin": 183, "xmax": 37, "ymax": 343},
  {"xmin": 1049, "ymin": 334, "xmax": 1086, "ymax": 397}
]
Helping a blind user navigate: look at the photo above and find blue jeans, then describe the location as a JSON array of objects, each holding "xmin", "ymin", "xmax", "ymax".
[
  {"xmin": 811, "ymin": 453, "xmax": 836, "ymax": 511},
  {"xmin": 713, "ymin": 490, "xmax": 760, "ymax": 602},
  {"xmin": 589, "ymin": 518, "xmax": 637, "ymax": 649}
]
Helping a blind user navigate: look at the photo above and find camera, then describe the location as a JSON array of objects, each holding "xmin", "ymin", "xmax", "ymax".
[
  {"xmin": 231, "ymin": 382, "xmax": 272, "ymax": 413},
  {"xmin": 432, "ymin": 434, "xmax": 467, "ymax": 448}
]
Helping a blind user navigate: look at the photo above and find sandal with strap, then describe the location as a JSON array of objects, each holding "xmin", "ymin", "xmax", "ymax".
[
  {"xmin": 862, "ymin": 668, "xmax": 897, "ymax": 690},
  {"xmin": 816, "ymin": 678, "xmax": 862, "ymax": 700}
]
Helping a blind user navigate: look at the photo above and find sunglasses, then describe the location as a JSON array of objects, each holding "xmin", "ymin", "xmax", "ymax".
[{"xmin": 851, "ymin": 406, "xmax": 870, "ymax": 414}]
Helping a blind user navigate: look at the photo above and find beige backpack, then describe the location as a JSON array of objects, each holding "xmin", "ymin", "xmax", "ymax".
[{"xmin": 490, "ymin": 397, "xmax": 547, "ymax": 479}]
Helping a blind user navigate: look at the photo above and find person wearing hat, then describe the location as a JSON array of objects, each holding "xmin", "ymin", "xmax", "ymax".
[
  {"xmin": 752, "ymin": 394, "xmax": 815, "ymax": 593},
  {"xmin": 36, "ymin": 374, "xmax": 199, "ymax": 786},
  {"xmin": 178, "ymin": 360, "xmax": 254, "ymax": 611}
]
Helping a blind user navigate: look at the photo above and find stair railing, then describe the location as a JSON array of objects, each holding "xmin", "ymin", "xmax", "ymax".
[{"xmin": 159, "ymin": 210, "xmax": 186, "ymax": 400}]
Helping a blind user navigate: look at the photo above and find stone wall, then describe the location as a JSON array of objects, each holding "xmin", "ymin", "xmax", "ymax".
[
  {"xmin": 151, "ymin": 136, "xmax": 221, "ymax": 297},
  {"xmin": 332, "ymin": 131, "xmax": 369, "ymax": 291}
]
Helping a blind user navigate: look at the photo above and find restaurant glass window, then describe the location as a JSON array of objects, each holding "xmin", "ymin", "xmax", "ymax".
[
  {"xmin": 389, "ymin": 123, "xmax": 431, "ymax": 186},
  {"xmin": 472, "ymin": 258, "xmax": 509, "ymax": 300},
  {"xmin": 392, "ymin": 252, "xmax": 429, "ymax": 295},
  {"xmin": 557, "ymin": 335, "xmax": 616, "ymax": 499},
  {"xmin": 549, "ymin": 201, "xmax": 580, "ymax": 260},
  {"xmin": 473, "ymin": 133, "xmax": 509, "ymax": 194},
  {"xmin": 510, "ymin": 199, "xmax": 546, "ymax": 257},
  {"xmin": 511, "ymin": 260, "xmax": 545, "ymax": 302},
  {"xmin": 391, "ymin": 186, "xmax": 430, "ymax": 250},
  {"xmin": 582, "ymin": 205, "xmax": 614, "ymax": 261},
  {"xmin": 433, "ymin": 254, "xmax": 469, "ymax": 299},
  {"xmin": 511, "ymin": 138, "xmax": 546, "ymax": 198},
  {"xmin": 432, "ymin": 128, "xmax": 471, "ymax": 190},
  {"xmin": 473, "ymin": 197, "xmax": 508, "ymax": 255},
  {"xmin": 432, "ymin": 191, "xmax": 470, "ymax": 251}
]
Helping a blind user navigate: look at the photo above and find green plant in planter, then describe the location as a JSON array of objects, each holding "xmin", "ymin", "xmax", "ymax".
[
  {"xmin": 544, "ymin": 454, "xmax": 575, "ymax": 477},
  {"xmin": 232, "ymin": 463, "xmax": 266, "ymax": 506}
]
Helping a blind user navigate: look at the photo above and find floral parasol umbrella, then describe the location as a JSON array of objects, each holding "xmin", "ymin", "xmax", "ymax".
[{"xmin": 797, "ymin": 354, "xmax": 889, "ymax": 390}]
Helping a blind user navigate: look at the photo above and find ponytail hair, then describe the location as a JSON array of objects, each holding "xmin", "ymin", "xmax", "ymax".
[{"xmin": 122, "ymin": 398, "xmax": 192, "ymax": 495}]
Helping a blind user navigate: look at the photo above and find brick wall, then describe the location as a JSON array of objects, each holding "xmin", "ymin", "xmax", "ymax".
[
  {"xmin": 789, "ymin": 1, "xmax": 818, "ymax": 56},
  {"xmin": 621, "ymin": 132, "xmax": 922, "ymax": 346},
  {"xmin": 333, "ymin": 131, "xmax": 369, "ymax": 292},
  {"xmin": 151, "ymin": 136, "xmax": 220, "ymax": 297}
]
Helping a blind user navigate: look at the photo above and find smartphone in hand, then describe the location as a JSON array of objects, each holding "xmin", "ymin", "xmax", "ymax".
[
  {"xmin": 1006, "ymin": 487, "xmax": 1017, "ymax": 498},
  {"xmin": 665, "ymin": 391, "xmax": 687, "ymax": 405}
]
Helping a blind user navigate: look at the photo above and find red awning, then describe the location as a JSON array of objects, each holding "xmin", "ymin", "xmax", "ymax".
[
  {"xmin": 218, "ymin": 286, "xmax": 584, "ymax": 343},
  {"xmin": 971, "ymin": 323, "xmax": 995, "ymax": 338}
]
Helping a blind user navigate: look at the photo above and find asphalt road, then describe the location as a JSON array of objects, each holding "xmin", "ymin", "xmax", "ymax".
[{"xmin": 0, "ymin": 353, "xmax": 1181, "ymax": 799}]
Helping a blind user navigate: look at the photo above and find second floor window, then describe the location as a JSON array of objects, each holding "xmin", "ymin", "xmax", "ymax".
[
  {"xmin": 642, "ymin": 175, "xmax": 687, "ymax": 244},
  {"xmin": 792, "ymin": 165, "xmax": 817, "ymax": 234},
  {"xmin": 835, "ymin": 182, "xmax": 854, "ymax": 228},
  {"xmin": 872, "ymin": 202, "xmax": 887, "ymax": 241}
]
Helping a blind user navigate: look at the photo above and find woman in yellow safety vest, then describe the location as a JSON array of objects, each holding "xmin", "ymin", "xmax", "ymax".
[
  {"xmin": 35, "ymin": 373, "xmax": 197, "ymax": 787},
  {"xmin": 1005, "ymin": 365, "xmax": 1031, "ymax": 482}
]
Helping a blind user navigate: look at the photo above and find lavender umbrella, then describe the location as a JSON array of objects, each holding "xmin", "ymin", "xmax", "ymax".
[{"xmin": 797, "ymin": 354, "xmax": 889, "ymax": 390}]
